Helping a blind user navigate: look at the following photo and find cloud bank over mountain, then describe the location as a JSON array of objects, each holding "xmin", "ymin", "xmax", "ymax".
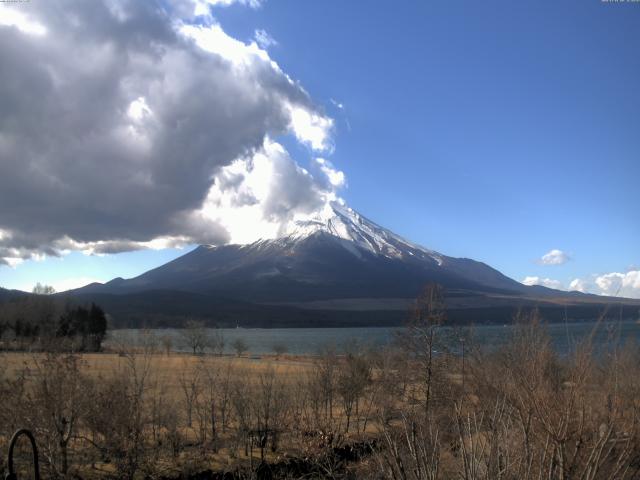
[{"xmin": 0, "ymin": 0, "xmax": 342, "ymax": 265}]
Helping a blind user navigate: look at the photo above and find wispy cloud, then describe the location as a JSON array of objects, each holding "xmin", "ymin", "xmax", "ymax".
[
  {"xmin": 315, "ymin": 158, "xmax": 346, "ymax": 188},
  {"xmin": 254, "ymin": 28, "xmax": 277, "ymax": 49},
  {"xmin": 330, "ymin": 98, "xmax": 345, "ymax": 110},
  {"xmin": 329, "ymin": 98, "xmax": 351, "ymax": 131},
  {"xmin": 192, "ymin": 0, "xmax": 263, "ymax": 16}
]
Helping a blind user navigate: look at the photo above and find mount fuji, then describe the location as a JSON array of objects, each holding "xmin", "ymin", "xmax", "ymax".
[{"xmin": 70, "ymin": 204, "xmax": 640, "ymax": 327}]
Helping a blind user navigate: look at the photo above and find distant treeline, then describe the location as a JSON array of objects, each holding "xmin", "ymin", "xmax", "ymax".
[
  {"xmin": 0, "ymin": 295, "xmax": 107, "ymax": 351},
  {"xmin": 72, "ymin": 296, "xmax": 640, "ymax": 329}
]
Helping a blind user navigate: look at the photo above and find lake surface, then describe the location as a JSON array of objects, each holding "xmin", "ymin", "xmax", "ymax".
[{"xmin": 106, "ymin": 319, "xmax": 640, "ymax": 356}]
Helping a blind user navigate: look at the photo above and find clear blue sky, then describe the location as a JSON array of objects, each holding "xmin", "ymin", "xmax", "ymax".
[{"xmin": 0, "ymin": 0, "xmax": 638, "ymax": 295}]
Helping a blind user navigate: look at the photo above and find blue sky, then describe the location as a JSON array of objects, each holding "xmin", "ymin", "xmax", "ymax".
[{"xmin": 0, "ymin": 0, "xmax": 638, "ymax": 296}]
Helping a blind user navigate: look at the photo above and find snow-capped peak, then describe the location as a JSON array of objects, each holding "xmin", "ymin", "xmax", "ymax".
[{"xmin": 282, "ymin": 202, "xmax": 444, "ymax": 264}]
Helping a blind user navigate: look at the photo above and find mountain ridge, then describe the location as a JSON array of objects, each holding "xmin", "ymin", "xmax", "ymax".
[{"xmin": 67, "ymin": 204, "xmax": 640, "ymax": 327}]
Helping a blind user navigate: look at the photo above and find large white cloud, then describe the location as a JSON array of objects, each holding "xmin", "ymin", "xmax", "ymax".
[
  {"xmin": 567, "ymin": 271, "xmax": 640, "ymax": 299},
  {"xmin": 594, "ymin": 270, "xmax": 640, "ymax": 298},
  {"xmin": 198, "ymin": 139, "xmax": 344, "ymax": 244},
  {"xmin": 0, "ymin": 0, "xmax": 338, "ymax": 266}
]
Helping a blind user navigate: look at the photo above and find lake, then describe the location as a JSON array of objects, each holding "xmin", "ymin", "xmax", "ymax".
[{"xmin": 106, "ymin": 319, "xmax": 640, "ymax": 356}]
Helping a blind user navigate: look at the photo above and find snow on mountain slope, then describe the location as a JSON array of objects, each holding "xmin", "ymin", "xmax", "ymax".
[
  {"xmin": 67, "ymin": 203, "xmax": 640, "ymax": 325},
  {"xmin": 44, "ymin": 196, "xmax": 640, "ymax": 318},
  {"xmin": 75, "ymin": 202, "xmax": 529, "ymax": 300},
  {"xmin": 276, "ymin": 203, "xmax": 445, "ymax": 264}
]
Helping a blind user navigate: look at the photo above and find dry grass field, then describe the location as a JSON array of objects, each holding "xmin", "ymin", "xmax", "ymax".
[
  {"xmin": 0, "ymin": 346, "xmax": 383, "ymax": 479},
  {"xmin": 2, "ymin": 309, "xmax": 640, "ymax": 479},
  {"xmin": 1, "ymin": 350, "xmax": 316, "ymax": 388}
]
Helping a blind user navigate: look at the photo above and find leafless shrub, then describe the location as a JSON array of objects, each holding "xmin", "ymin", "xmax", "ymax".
[
  {"xmin": 0, "ymin": 354, "xmax": 28, "ymax": 477},
  {"xmin": 337, "ymin": 350, "xmax": 371, "ymax": 434},
  {"xmin": 251, "ymin": 368, "xmax": 291, "ymax": 459},
  {"xmin": 397, "ymin": 283, "xmax": 447, "ymax": 418},
  {"xmin": 160, "ymin": 334, "xmax": 173, "ymax": 356},
  {"xmin": 180, "ymin": 320, "xmax": 210, "ymax": 355},
  {"xmin": 376, "ymin": 411, "xmax": 441, "ymax": 480},
  {"xmin": 178, "ymin": 359, "xmax": 202, "ymax": 429},
  {"xmin": 462, "ymin": 311, "xmax": 640, "ymax": 480},
  {"xmin": 272, "ymin": 343, "xmax": 288, "ymax": 358},
  {"xmin": 193, "ymin": 357, "xmax": 231, "ymax": 451},
  {"xmin": 20, "ymin": 352, "xmax": 89, "ymax": 478},
  {"xmin": 232, "ymin": 337, "xmax": 249, "ymax": 357},
  {"xmin": 312, "ymin": 345, "xmax": 339, "ymax": 428},
  {"xmin": 83, "ymin": 351, "xmax": 154, "ymax": 479}
]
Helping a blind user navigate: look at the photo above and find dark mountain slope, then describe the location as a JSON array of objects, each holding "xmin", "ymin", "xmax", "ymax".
[{"xmin": 70, "ymin": 204, "xmax": 640, "ymax": 326}]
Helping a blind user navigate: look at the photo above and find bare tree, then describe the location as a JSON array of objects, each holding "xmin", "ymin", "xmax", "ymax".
[
  {"xmin": 193, "ymin": 357, "xmax": 235, "ymax": 450},
  {"xmin": 400, "ymin": 283, "xmax": 446, "ymax": 418},
  {"xmin": 376, "ymin": 412, "xmax": 441, "ymax": 480},
  {"xmin": 211, "ymin": 327, "xmax": 225, "ymax": 356},
  {"xmin": 178, "ymin": 360, "xmax": 202, "ymax": 428},
  {"xmin": 229, "ymin": 370, "xmax": 252, "ymax": 458},
  {"xmin": 218, "ymin": 360, "xmax": 234, "ymax": 433},
  {"xmin": 315, "ymin": 345, "xmax": 338, "ymax": 425},
  {"xmin": 32, "ymin": 282, "xmax": 56, "ymax": 295},
  {"xmin": 272, "ymin": 342, "xmax": 288, "ymax": 358},
  {"xmin": 160, "ymin": 334, "xmax": 173, "ymax": 356},
  {"xmin": 249, "ymin": 368, "xmax": 291, "ymax": 460},
  {"xmin": 24, "ymin": 353, "xmax": 88, "ymax": 477},
  {"xmin": 180, "ymin": 320, "xmax": 210, "ymax": 355},
  {"xmin": 336, "ymin": 351, "xmax": 371, "ymax": 433},
  {"xmin": 83, "ymin": 351, "xmax": 154, "ymax": 480},
  {"xmin": 232, "ymin": 337, "xmax": 248, "ymax": 357}
]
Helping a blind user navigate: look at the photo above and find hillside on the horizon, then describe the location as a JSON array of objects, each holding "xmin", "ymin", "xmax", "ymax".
[{"xmin": 64, "ymin": 204, "xmax": 640, "ymax": 328}]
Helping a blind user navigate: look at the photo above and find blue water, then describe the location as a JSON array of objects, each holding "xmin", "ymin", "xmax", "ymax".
[{"xmin": 106, "ymin": 320, "xmax": 640, "ymax": 356}]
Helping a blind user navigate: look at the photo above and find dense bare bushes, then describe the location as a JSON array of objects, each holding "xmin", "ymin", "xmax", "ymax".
[
  {"xmin": 460, "ymin": 317, "xmax": 640, "ymax": 479},
  {"xmin": 1, "ymin": 312, "xmax": 640, "ymax": 479},
  {"xmin": 373, "ymin": 311, "xmax": 640, "ymax": 480}
]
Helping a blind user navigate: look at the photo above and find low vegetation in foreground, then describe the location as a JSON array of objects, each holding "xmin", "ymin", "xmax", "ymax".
[{"xmin": 1, "ymin": 286, "xmax": 639, "ymax": 479}]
